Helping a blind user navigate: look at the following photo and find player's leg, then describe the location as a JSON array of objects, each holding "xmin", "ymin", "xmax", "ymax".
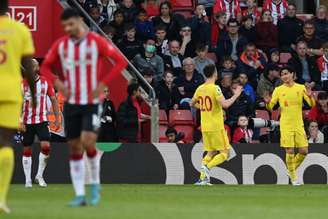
[
  {"xmin": 285, "ymin": 147, "xmax": 297, "ymax": 184},
  {"xmin": 206, "ymin": 130, "xmax": 231, "ymax": 169},
  {"xmin": 35, "ymin": 123, "xmax": 51, "ymax": 187},
  {"xmin": 295, "ymin": 147, "xmax": 308, "ymax": 169},
  {"xmin": 206, "ymin": 149, "xmax": 230, "ymax": 169},
  {"xmin": 21, "ymin": 125, "xmax": 34, "ymax": 188},
  {"xmin": 0, "ymin": 128, "xmax": 15, "ymax": 214},
  {"xmin": 294, "ymin": 129, "xmax": 309, "ymax": 170}
]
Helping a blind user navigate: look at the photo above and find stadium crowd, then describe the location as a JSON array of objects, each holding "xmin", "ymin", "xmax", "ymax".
[{"xmin": 68, "ymin": 0, "xmax": 328, "ymax": 144}]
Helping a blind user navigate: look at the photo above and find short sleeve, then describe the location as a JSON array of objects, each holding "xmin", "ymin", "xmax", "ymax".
[
  {"xmin": 214, "ymin": 85, "xmax": 223, "ymax": 100},
  {"xmin": 95, "ymin": 34, "xmax": 115, "ymax": 57},
  {"xmin": 47, "ymin": 82, "xmax": 55, "ymax": 97},
  {"xmin": 192, "ymin": 88, "xmax": 199, "ymax": 102},
  {"xmin": 20, "ymin": 24, "xmax": 35, "ymax": 56}
]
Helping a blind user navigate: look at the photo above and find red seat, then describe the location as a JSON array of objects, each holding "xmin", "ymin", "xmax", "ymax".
[
  {"xmin": 174, "ymin": 125, "xmax": 194, "ymax": 143},
  {"xmin": 169, "ymin": 110, "xmax": 194, "ymax": 125},
  {"xmin": 159, "ymin": 110, "xmax": 168, "ymax": 125},
  {"xmin": 159, "ymin": 125, "xmax": 168, "ymax": 143},
  {"xmin": 256, "ymin": 110, "xmax": 270, "ymax": 136},
  {"xmin": 280, "ymin": 52, "xmax": 292, "ymax": 64},
  {"xmin": 171, "ymin": 0, "xmax": 193, "ymax": 9},
  {"xmin": 271, "ymin": 109, "xmax": 281, "ymax": 121}
]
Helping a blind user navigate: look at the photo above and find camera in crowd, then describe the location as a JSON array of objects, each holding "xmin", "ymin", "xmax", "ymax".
[{"xmin": 249, "ymin": 118, "xmax": 280, "ymax": 131}]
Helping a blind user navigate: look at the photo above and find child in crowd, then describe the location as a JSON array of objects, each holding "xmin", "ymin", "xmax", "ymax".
[
  {"xmin": 155, "ymin": 25, "xmax": 169, "ymax": 57},
  {"xmin": 308, "ymin": 121, "xmax": 325, "ymax": 143},
  {"xmin": 219, "ymin": 56, "xmax": 237, "ymax": 78},
  {"xmin": 239, "ymin": 15, "xmax": 256, "ymax": 43},
  {"xmin": 233, "ymin": 115, "xmax": 253, "ymax": 143},
  {"xmin": 268, "ymin": 48, "xmax": 280, "ymax": 65},
  {"xmin": 193, "ymin": 44, "xmax": 215, "ymax": 78},
  {"xmin": 135, "ymin": 8, "xmax": 155, "ymax": 41}
]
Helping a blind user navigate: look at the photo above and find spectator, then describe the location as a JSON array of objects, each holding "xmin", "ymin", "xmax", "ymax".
[
  {"xmin": 179, "ymin": 25, "xmax": 197, "ymax": 58},
  {"xmin": 255, "ymin": 9, "xmax": 278, "ymax": 55},
  {"xmin": 117, "ymin": 23, "xmax": 142, "ymax": 60},
  {"xmin": 155, "ymin": 25, "xmax": 169, "ymax": 57},
  {"xmin": 156, "ymin": 70, "xmax": 180, "ymax": 111},
  {"xmin": 236, "ymin": 42, "xmax": 267, "ymax": 89},
  {"xmin": 141, "ymin": 0, "xmax": 160, "ymax": 18},
  {"xmin": 101, "ymin": 24, "xmax": 116, "ymax": 40},
  {"xmin": 296, "ymin": 21, "xmax": 323, "ymax": 57},
  {"xmin": 216, "ymin": 18, "xmax": 248, "ymax": 62},
  {"xmin": 132, "ymin": 37, "xmax": 164, "ymax": 82},
  {"xmin": 88, "ymin": 5, "xmax": 107, "ymax": 32},
  {"xmin": 238, "ymin": 72, "xmax": 256, "ymax": 102},
  {"xmin": 197, "ymin": 0, "xmax": 216, "ymax": 19},
  {"xmin": 257, "ymin": 64, "xmax": 281, "ymax": 104},
  {"xmin": 165, "ymin": 127, "xmax": 185, "ymax": 143},
  {"xmin": 142, "ymin": 68, "xmax": 157, "ymax": 93},
  {"xmin": 317, "ymin": 42, "xmax": 328, "ymax": 91},
  {"xmin": 307, "ymin": 92, "xmax": 328, "ymax": 128},
  {"xmin": 262, "ymin": 0, "xmax": 288, "ymax": 25},
  {"xmin": 213, "ymin": 0, "xmax": 242, "ymax": 21},
  {"xmin": 174, "ymin": 58, "xmax": 204, "ymax": 108},
  {"xmin": 189, "ymin": 4, "xmax": 211, "ymax": 47},
  {"xmin": 99, "ymin": 0, "xmax": 118, "ymax": 22},
  {"xmin": 308, "ymin": 121, "xmax": 324, "ymax": 144},
  {"xmin": 98, "ymin": 87, "xmax": 117, "ymax": 142},
  {"xmin": 225, "ymin": 80, "xmax": 255, "ymax": 128},
  {"xmin": 313, "ymin": 5, "xmax": 328, "ymax": 43},
  {"xmin": 109, "ymin": 9, "xmax": 125, "ymax": 42},
  {"xmin": 241, "ymin": 0, "xmax": 261, "ymax": 25},
  {"xmin": 239, "ymin": 15, "xmax": 256, "ymax": 44},
  {"xmin": 163, "ymin": 40, "xmax": 184, "ymax": 77},
  {"xmin": 268, "ymin": 48, "xmax": 281, "ymax": 66},
  {"xmin": 219, "ymin": 56, "xmax": 237, "ymax": 78},
  {"xmin": 277, "ymin": 3, "xmax": 303, "ymax": 50},
  {"xmin": 193, "ymin": 43, "xmax": 215, "ymax": 78},
  {"xmin": 152, "ymin": 1, "xmax": 186, "ymax": 41},
  {"xmin": 120, "ymin": 0, "xmax": 139, "ymax": 23},
  {"xmin": 83, "ymin": 0, "xmax": 100, "ymax": 13},
  {"xmin": 134, "ymin": 8, "xmax": 155, "ymax": 41},
  {"xmin": 288, "ymin": 41, "xmax": 320, "ymax": 87},
  {"xmin": 211, "ymin": 12, "xmax": 227, "ymax": 49},
  {"xmin": 220, "ymin": 74, "xmax": 233, "ymax": 97},
  {"xmin": 232, "ymin": 115, "xmax": 253, "ymax": 143}
]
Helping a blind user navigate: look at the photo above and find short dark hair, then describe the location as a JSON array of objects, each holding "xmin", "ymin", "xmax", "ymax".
[
  {"xmin": 288, "ymin": 3, "xmax": 297, "ymax": 8},
  {"xmin": 264, "ymin": 64, "xmax": 280, "ymax": 76},
  {"xmin": 317, "ymin": 92, "xmax": 328, "ymax": 100},
  {"xmin": 164, "ymin": 70, "xmax": 174, "ymax": 77},
  {"xmin": 127, "ymin": 83, "xmax": 140, "ymax": 96},
  {"xmin": 124, "ymin": 23, "xmax": 135, "ymax": 32},
  {"xmin": 138, "ymin": 8, "xmax": 147, "ymax": 15},
  {"xmin": 144, "ymin": 36, "xmax": 156, "ymax": 43},
  {"xmin": 165, "ymin": 127, "xmax": 177, "ymax": 136},
  {"xmin": 280, "ymin": 65, "xmax": 296, "ymax": 76},
  {"xmin": 61, "ymin": 8, "xmax": 80, "ymax": 21},
  {"xmin": 227, "ymin": 18, "xmax": 239, "ymax": 27},
  {"xmin": 160, "ymin": 1, "xmax": 172, "ymax": 10},
  {"xmin": 114, "ymin": 9, "xmax": 124, "ymax": 17},
  {"xmin": 0, "ymin": 0, "xmax": 8, "ymax": 15},
  {"xmin": 155, "ymin": 25, "xmax": 167, "ymax": 32},
  {"xmin": 239, "ymin": 72, "xmax": 248, "ymax": 77},
  {"xmin": 203, "ymin": 64, "xmax": 217, "ymax": 78},
  {"xmin": 246, "ymin": 42, "xmax": 256, "ymax": 48},
  {"xmin": 304, "ymin": 20, "xmax": 315, "ymax": 27},
  {"xmin": 196, "ymin": 43, "xmax": 207, "ymax": 52},
  {"xmin": 142, "ymin": 68, "xmax": 154, "ymax": 76}
]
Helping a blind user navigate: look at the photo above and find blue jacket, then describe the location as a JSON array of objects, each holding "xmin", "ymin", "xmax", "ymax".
[{"xmin": 243, "ymin": 83, "xmax": 256, "ymax": 103}]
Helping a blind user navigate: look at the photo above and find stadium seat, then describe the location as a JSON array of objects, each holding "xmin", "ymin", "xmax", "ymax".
[
  {"xmin": 174, "ymin": 125, "xmax": 194, "ymax": 143},
  {"xmin": 207, "ymin": 52, "xmax": 217, "ymax": 63},
  {"xmin": 271, "ymin": 110, "xmax": 281, "ymax": 121},
  {"xmin": 280, "ymin": 53, "xmax": 292, "ymax": 64},
  {"xmin": 159, "ymin": 110, "xmax": 168, "ymax": 125},
  {"xmin": 171, "ymin": 0, "xmax": 194, "ymax": 9},
  {"xmin": 169, "ymin": 110, "xmax": 194, "ymax": 125},
  {"xmin": 256, "ymin": 110, "xmax": 270, "ymax": 136}
]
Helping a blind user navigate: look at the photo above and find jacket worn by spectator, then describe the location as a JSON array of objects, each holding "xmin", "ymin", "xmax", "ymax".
[
  {"xmin": 117, "ymin": 37, "xmax": 143, "ymax": 60},
  {"xmin": 189, "ymin": 15, "xmax": 211, "ymax": 47},
  {"xmin": 287, "ymin": 53, "xmax": 320, "ymax": 84},
  {"xmin": 239, "ymin": 26, "xmax": 256, "ymax": 44},
  {"xmin": 117, "ymin": 96, "xmax": 139, "ymax": 143},
  {"xmin": 255, "ymin": 21, "xmax": 278, "ymax": 53},
  {"xmin": 257, "ymin": 73, "xmax": 282, "ymax": 101},
  {"xmin": 277, "ymin": 15, "xmax": 304, "ymax": 49},
  {"xmin": 307, "ymin": 106, "xmax": 328, "ymax": 126},
  {"xmin": 156, "ymin": 80, "xmax": 181, "ymax": 110},
  {"xmin": 132, "ymin": 53, "xmax": 164, "ymax": 82},
  {"xmin": 313, "ymin": 17, "xmax": 328, "ymax": 43},
  {"xmin": 296, "ymin": 35, "xmax": 323, "ymax": 51},
  {"xmin": 152, "ymin": 14, "xmax": 186, "ymax": 41},
  {"xmin": 120, "ymin": 3, "xmax": 139, "ymax": 23},
  {"xmin": 174, "ymin": 70, "xmax": 204, "ymax": 99},
  {"xmin": 98, "ymin": 98, "xmax": 117, "ymax": 142},
  {"xmin": 134, "ymin": 19, "xmax": 155, "ymax": 41},
  {"xmin": 163, "ymin": 53, "xmax": 184, "ymax": 77},
  {"xmin": 216, "ymin": 32, "xmax": 248, "ymax": 61}
]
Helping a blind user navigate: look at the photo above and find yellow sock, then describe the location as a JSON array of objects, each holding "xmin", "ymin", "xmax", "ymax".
[
  {"xmin": 207, "ymin": 153, "xmax": 228, "ymax": 169},
  {"xmin": 0, "ymin": 147, "xmax": 14, "ymax": 204},
  {"xmin": 286, "ymin": 153, "xmax": 296, "ymax": 181},
  {"xmin": 295, "ymin": 153, "xmax": 306, "ymax": 169},
  {"xmin": 200, "ymin": 155, "xmax": 213, "ymax": 180}
]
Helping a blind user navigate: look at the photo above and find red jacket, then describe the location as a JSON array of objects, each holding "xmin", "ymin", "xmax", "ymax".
[
  {"xmin": 232, "ymin": 127, "xmax": 253, "ymax": 143},
  {"xmin": 307, "ymin": 106, "xmax": 328, "ymax": 125},
  {"xmin": 317, "ymin": 55, "xmax": 328, "ymax": 81},
  {"xmin": 255, "ymin": 21, "xmax": 278, "ymax": 51}
]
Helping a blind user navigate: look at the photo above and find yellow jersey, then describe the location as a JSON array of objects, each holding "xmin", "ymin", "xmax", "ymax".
[
  {"xmin": 0, "ymin": 16, "xmax": 35, "ymax": 102},
  {"xmin": 193, "ymin": 83, "xmax": 225, "ymax": 132},
  {"xmin": 266, "ymin": 83, "xmax": 315, "ymax": 132}
]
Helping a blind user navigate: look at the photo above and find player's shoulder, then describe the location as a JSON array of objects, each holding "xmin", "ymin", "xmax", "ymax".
[
  {"xmin": 88, "ymin": 32, "xmax": 107, "ymax": 42},
  {"xmin": 294, "ymin": 83, "xmax": 305, "ymax": 89}
]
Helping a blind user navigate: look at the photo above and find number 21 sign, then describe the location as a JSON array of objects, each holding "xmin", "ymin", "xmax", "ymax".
[{"xmin": 6, "ymin": 6, "xmax": 37, "ymax": 31}]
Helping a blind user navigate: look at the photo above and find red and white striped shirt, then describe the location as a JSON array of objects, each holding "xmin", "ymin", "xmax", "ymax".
[
  {"xmin": 22, "ymin": 76, "xmax": 55, "ymax": 125},
  {"xmin": 41, "ymin": 32, "xmax": 127, "ymax": 105},
  {"xmin": 317, "ymin": 55, "xmax": 328, "ymax": 81},
  {"xmin": 263, "ymin": 0, "xmax": 288, "ymax": 25},
  {"xmin": 213, "ymin": 0, "xmax": 241, "ymax": 20}
]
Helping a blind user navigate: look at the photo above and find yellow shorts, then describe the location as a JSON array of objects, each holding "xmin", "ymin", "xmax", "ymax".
[
  {"xmin": 281, "ymin": 129, "xmax": 308, "ymax": 148},
  {"xmin": 202, "ymin": 130, "xmax": 231, "ymax": 152},
  {"xmin": 0, "ymin": 101, "xmax": 22, "ymax": 129}
]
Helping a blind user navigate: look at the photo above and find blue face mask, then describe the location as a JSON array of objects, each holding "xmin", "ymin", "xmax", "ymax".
[{"xmin": 145, "ymin": 45, "xmax": 156, "ymax": 53}]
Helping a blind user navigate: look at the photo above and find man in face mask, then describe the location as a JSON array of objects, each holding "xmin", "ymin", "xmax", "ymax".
[{"xmin": 132, "ymin": 37, "xmax": 164, "ymax": 82}]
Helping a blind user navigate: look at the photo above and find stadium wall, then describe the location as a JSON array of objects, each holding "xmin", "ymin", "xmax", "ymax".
[{"xmin": 12, "ymin": 143, "xmax": 328, "ymax": 184}]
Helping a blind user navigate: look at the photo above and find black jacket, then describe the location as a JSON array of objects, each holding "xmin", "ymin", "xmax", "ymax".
[
  {"xmin": 189, "ymin": 16, "xmax": 211, "ymax": 47},
  {"xmin": 239, "ymin": 26, "xmax": 256, "ymax": 44},
  {"xmin": 120, "ymin": 4, "xmax": 139, "ymax": 23},
  {"xmin": 313, "ymin": 17, "xmax": 328, "ymax": 42},
  {"xmin": 152, "ymin": 14, "xmax": 186, "ymax": 41},
  {"xmin": 163, "ymin": 53, "xmax": 184, "ymax": 77},
  {"xmin": 174, "ymin": 71, "xmax": 205, "ymax": 99},
  {"xmin": 117, "ymin": 96, "xmax": 139, "ymax": 142},
  {"xmin": 216, "ymin": 33, "xmax": 248, "ymax": 61},
  {"xmin": 98, "ymin": 99, "xmax": 117, "ymax": 142},
  {"xmin": 277, "ymin": 16, "xmax": 304, "ymax": 49},
  {"xmin": 117, "ymin": 37, "xmax": 143, "ymax": 60},
  {"xmin": 287, "ymin": 53, "xmax": 320, "ymax": 84},
  {"xmin": 156, "ymin": 80, "xmax": 181, "ymax": 110}
]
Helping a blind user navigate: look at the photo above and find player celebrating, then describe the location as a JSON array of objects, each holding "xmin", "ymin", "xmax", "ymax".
[
  {"xmin": 191, "ymin": 64, "xmax": 242, "ymax": 185},
  {"xmin": 41, "ymin": 8, "xmax": 127, "ymax": 206},
  {"xmin": 264, "ymin": 66, "xmax": 316, "ymax": 185},
  {"xmin": 0, "ymin": 0, "xmax": 36, "ymax": 214},
  {"xmin": 21, "ymin": 59, "xmax": 60, "ymax": 188}
]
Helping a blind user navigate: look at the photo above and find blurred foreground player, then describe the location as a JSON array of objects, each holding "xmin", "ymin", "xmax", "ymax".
[
  {"xmin": 41, "ymin": 8, "xmax": 127, "ymax": 206},
  {"xmin": 264, "ymin": 66, "xmax": 316, "ymax": 185},
  {"xmin": 21, "ymin": 59, "xmax": 60, "ymax": 188},
  {"xmin": 190, "ymin": 64, "xmax": 242, "ymax": 185},
  {"xmin": 0, "ymin": 0, "xmax": 36, "ymax": 214}
]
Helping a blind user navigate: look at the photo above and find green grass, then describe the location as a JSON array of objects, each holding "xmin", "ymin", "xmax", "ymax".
[{"xmin": 4, "ymin": 184, "xmax": 328, "ymax": 219}]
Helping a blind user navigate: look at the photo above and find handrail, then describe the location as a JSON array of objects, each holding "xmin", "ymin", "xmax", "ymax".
[{"xmin": 59, "ymin": 0, "xmax": 157, "ymax": 105}]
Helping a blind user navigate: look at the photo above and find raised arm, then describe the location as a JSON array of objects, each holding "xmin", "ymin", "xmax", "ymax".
[
  {"xmin": 265, "ymin": 88, "xmax": 279, "ymax": 110},
  {"xmin": 218, "ymin": 85, "xmax": 243, "ymax": 109}
]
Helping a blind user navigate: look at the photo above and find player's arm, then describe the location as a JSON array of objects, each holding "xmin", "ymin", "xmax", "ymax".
[
  {"xmin": 92, "ymin": 37, "xmax": 128, "ymax": 98},
  {"xmin": 264, "ymin": 88, "xmax": 279, "ymax": 110},
  {"xmin": 21, "ymin": 56, "xmax": 36, "ymax": 107},
  {"xmin": 47, "ymin": 84, "xmax": 60, "ymax": 128},
  {"xmin": 218, "ymin": 85, "xmax": 243, "ymax": 109},
  {"xmin": 190, "ymin": 89, "xmax": 200, "ymax": 109},
  {"xmin": 303, "ymin": 86, "xmax": 316, "ymax": 108}
]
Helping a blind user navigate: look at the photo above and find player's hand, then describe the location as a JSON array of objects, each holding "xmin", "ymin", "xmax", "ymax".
[
  {"xmin": 54, "ymin": 80, "xmax": 70, "ymax": 100},
  {"xmin": 304, "ymin": 85, "xmax": 313, "ymax": 97},
  {"xmin": 263, "ymin": 93, "xmax": 272, "ymax": 104},
  {"xmin": 92, "ymin": 82, "xmax": 106, "ymax": 99},
  {"xmin": 19, "ymin": 123, "xmax": 26, "ymax": 132},
  {"xmin": 233, "ymin": 85, "xmax": 243, "ymax": 97},
  {"xmin": 54, "ymin": 119, "xmax": 60, "ymax": 131}
]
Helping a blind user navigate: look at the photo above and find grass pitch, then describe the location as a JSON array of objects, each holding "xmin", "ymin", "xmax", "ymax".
[{"xmin": 4, "ymin": 184, "xmax": 328, "ymax": 219}]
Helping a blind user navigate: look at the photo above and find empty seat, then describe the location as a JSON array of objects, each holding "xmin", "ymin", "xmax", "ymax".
[
  {"xmin": 159, "ymin": 110, "xmax": 168, "ymax": 125},
  {"xmin": 174, "ymin": 125, "xmax": 194, "ymax": 143},
  {"xmin": 280, "ymin": 52, "xmax": 292, "ymax": 64},
  {"xmin": 169, "ymin": 110, "xmax": 194, "ymax": 125}
]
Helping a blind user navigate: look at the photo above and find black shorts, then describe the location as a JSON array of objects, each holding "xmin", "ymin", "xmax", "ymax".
[
  {"xmin": 63, "ymin": 103, "xmax": 101, "ymax": 140},
  {"xmin": 22, "ymin": 122, "xmax": 50, "ymax": 146}
]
